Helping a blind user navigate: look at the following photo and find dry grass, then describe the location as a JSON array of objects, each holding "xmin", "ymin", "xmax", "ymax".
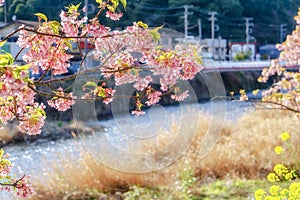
[
  {"xmin": 0, "ymin": 123, "xmax": 22, "ymax": 144},
  {"xmin": 28, "ymin": 108, "xmax": 300, "ymax": 199},
  {"xmin": 190, "ymin": 108, "xmax": 300, "ymax": 180}
]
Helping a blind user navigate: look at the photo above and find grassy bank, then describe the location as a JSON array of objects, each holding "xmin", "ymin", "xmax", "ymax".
[{"xmin": 6, "ymin": 107, "xmax": 300, "ymax": 199}]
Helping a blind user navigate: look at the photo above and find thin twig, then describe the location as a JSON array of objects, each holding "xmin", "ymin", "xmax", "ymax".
[{"xmin": 0, "ymin": 175, "xmax": 26, "ymax": 187}]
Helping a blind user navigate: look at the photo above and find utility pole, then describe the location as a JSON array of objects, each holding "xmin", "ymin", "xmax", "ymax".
[
  {"xmin": 4, "ymin": 0, "xmax": 7, "ymax": 24},
  {"xmin": 84, "ymin": 0, "xmax": 88, "ymax": 67},
  {"xmin": 245, "ymin": 17, "xmax": 253, "ymax": 52},
  {"xmin": 280, "ymin": 24, "xmax": 287, "ymax": 43},
  {"xmin": 183, "ymin": 5, "xmax": 193, "ymax": 39},
  {"xmin": 208, "ymin": 11, "xmax": 217, "ymax": 59},
  {"xmin": 198, "ymin": 18, "xmax": 202, "ymax": 41}
]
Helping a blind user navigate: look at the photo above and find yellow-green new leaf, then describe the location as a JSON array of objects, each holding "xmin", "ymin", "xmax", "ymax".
[
  {"xmin": 120, "ymin": 0, "xmax": 126, "ymax": 10},
  {"xmin": 137, "ymin": 21, "xmax": 148, "ymax": 29},
  {"xmin": 150, "ymin": 25, "xmax": 163, "ymax": 42},
  {"xmin": 97, "ymin": 89, "xmax": 106, "ymax": 98},
  {"xmin": 64, "ymin": 40, "xmax": 73, "ymax": 50},
  {"xmin": 50, "ymin": 21, "xmax": 61, "ymax": 34},
  {"xmin": 150, "ymin": 30, "xmax": 160, "ymax": 42},
  {"xmin": 0, "ymin": 53, "xmax": 13, "ymax": 66},
  {"xmin": 34, "ymin": 13, "xmax": 48, "ymax": 22},
  {"xmin": 0, "ymin": 40, "xmax": 6, "ymax": 47},
  {"xmin": 83, "ymin": 81, "xmax": 98, "ymax": 88}
]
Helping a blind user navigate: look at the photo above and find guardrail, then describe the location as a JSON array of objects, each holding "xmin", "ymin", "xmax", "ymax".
[{"xmin": 202, "ymin": 60, "xmax": 299, "ymax": 72}]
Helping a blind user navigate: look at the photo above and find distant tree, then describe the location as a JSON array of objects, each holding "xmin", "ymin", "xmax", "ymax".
[
  {"xmin": 14, "ymin": 3, "xmax": 33, "ymax": 20},
  {"xmin": 239, "ymin": 0, "xmax": 300, "ymax": 45},
  {"xmin": 128, "ymin": 0, "xmax": 170, "ymax": 28},
  {"xmin": 8, "ymin": 0, "xmax": 25, "ymax": 20}
]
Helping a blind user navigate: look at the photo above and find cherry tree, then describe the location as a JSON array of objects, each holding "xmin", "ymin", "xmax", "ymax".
[
  {"xmin": 0, "ymin": 0, "xmax": 203, "ymax": 197},
  {"xmin": 258, "ymin": 8, "xmax": 300, "ymax": 113}
]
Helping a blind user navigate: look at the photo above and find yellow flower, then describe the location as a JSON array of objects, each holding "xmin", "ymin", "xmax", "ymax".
[
  {"xmin": 269, "ymin": 185, "xmax": 280, "ymax": 196},
  {"xmin": 267, "ymin": 173, "xmax": 279, "ymax": 183},
  {"xmin": 284, "ymin": 172, "xmax": 293, "ymax": 181},
  {"xmin": 254, "ymin": 189, "xmax": 266, "ymax": 200},
  {"xmin": 280, "ymin": 131, "xmax": 290, "ymax": 141},
  {"xmin": 289, "ymin": 182, "xmax": 300, "ymax": 197},
  {"xmin": 280, "ymin": 188, "xmax": 290, "ymax": 198},
  {"xmin": 274, "ymin": 164, "xmax": 289, "ymax": 176},
  {"xmin": 274, "ymin": 146, "xmax": 284, "ymax": 155}
]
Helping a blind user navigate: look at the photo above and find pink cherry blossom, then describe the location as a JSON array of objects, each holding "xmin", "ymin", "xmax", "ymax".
[
  {"xmin": 60, "ymin": 10, "xmax": 87, "ymax": 37},
  {"xmin": 100, "ymin": 87, "xmax": 116, "ymax": 104},
  {"xmin": 105, "ymin": 11, "xmax": 123, "ymax": 20},
  {"xmin": 14, "ymin": 176, "xmax": 35, "ymax": 198},
  {"xmin": 0, "ymin": 0, "xmax": 4, "ymax": 7},
  {"xmin": 17, "ymin": 103, "xmax": 46, "ymax": 135},
  {"xmin": 145, "ymin": 91, "xmax": 162, "ymax": 106},
  {"xmin": 171, "ymin": 90, "xmax": 189, "ymax": 101},
  {"xmin": 17, "ymin": 23, "xmax": 73, "ymax": 76},
  {"xmin": 47, "ymin": 88, "xmax": 75, "ymax": 111},
  {"xmin": 134, "ymin": 76, "xmax": 152, "ymax": 91}
]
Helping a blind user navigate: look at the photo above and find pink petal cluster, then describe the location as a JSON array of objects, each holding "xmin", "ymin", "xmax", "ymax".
[
  {"xmin": 91, "ymin": 22, "xmax": 202, "ymax": 113},
  {"xmin": 17, "ymin": 103, "xmax": 46, "ymax": 135},
  {"xmin": 5, "ymin": 1, "xmax": 204, "ymax": 127},
  {"xmin": 96, "ymin": 87, "xmax": 116, "ymax": 105},
  {"xmin": 14, "ymin": 176, "xmax": 35, "ymax": 198},
  {"xmin": 171, "ymin": 90, "xmax": 189, "ymax": 101},
  {"xmin": 0, "ymin": 0, "xmax": 4, "ymax": 7},
  {"xmin": 145, "ymin": 91, "xmax": 162, "ymax": 106},
  {"xmin": 0, "ymin": 65, "xmax": 46, "ymax": 135},
  {"xmin": 134, "ymin": 76, "xmax": 152, "ymax": 91},
  {"xmin": 0, "ymin": 151, "xmax": 12, "ymax": 177},
  {"xmin": 82, "ymin": 18, "xmax": 110, "ymax": 37},
  {"xmin": 258, "ymin": 9, "xmax": 300, "ymax": 111},
  {"xmin": 60, "ymin": 10, "xmax": 87, "ymax": 37},
  {"xmin": 82, "ymin": 82, "xmax": 115, "ymax": 104},
  {"xmin": 145, "ymin": 45, "xmax": 203, "ymax": 93},
  {"xmin": 17, "ymin": 24, "xmax": 73, "ymax": 75},
  {"xmin": 0, "ymin": 149, "xmax": 34, "ymax": 198},
  {"xmin": 105, "ymin": 11, "xmax": 123, "ymax": 21},
  {"xmin": 47, "ymin": 87, "xmax": 75, "ymax": 111}
]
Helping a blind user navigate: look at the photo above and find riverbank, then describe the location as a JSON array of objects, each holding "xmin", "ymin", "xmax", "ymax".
[{"xmin": 2, "ymin": 107, "xmax": 299, "ymax": 200}]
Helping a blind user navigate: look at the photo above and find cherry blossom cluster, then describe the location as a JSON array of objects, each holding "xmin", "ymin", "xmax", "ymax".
[
  {"xmin": 47, "ymin": 87, "xmax": 75, "ymax": 111},
  {"xmin": 82, "ymin": 82, "xmax": 116, "ymax": 104},
  {"xmin": 0, "ymin": 0, "xmax": 204, "ymax": 197},
  {"xmin": 60, "ymin": 8, "xmax": 87, "ymax": 37},
  {"xmin": 14, "ymin": 176, "xmax": 35, "ymax": 198},
  {"xmin": 0, "ymin": 0, "xmax": 4, "ymax": 7},
  {"xmin": 2, "ymin": 0, "xmax": 203, "ymax": 132},
  {"xmin": 88, "ymin": 20, "xmax": 203, "ymax": 113},
  {"xmin": 0, "ymin": 149, "xmax": 34, "ymax": 198},
  {"xmin": 257, "ymin": 8, "xmax": 300, "ymax": 112},
  {"xmin": 0, "ymin": 63, "xmax": 46, "ymax": 135},
  {"xmin": 17, "ymin": 23, "xmax": 74, "ymax": 76}
]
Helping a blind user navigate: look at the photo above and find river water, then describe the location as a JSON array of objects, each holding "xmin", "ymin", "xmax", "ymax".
[{"xmin": 0, "ymin": 100, "xmax": 254, "ymax": 199}]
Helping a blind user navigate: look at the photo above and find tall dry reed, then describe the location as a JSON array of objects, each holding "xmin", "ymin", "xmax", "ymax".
[{"xmin": 28, "ymin": 108, "xmax": 300, "ymax": 199}]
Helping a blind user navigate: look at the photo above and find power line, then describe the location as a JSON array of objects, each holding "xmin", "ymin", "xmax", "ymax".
[
  {"xmin": 130, "ymin": 9, "xmax": 183, "ymax": 17},
  {"xmin": 132, "ymin": 3, "xmax": 183, "ymax": 11}
]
